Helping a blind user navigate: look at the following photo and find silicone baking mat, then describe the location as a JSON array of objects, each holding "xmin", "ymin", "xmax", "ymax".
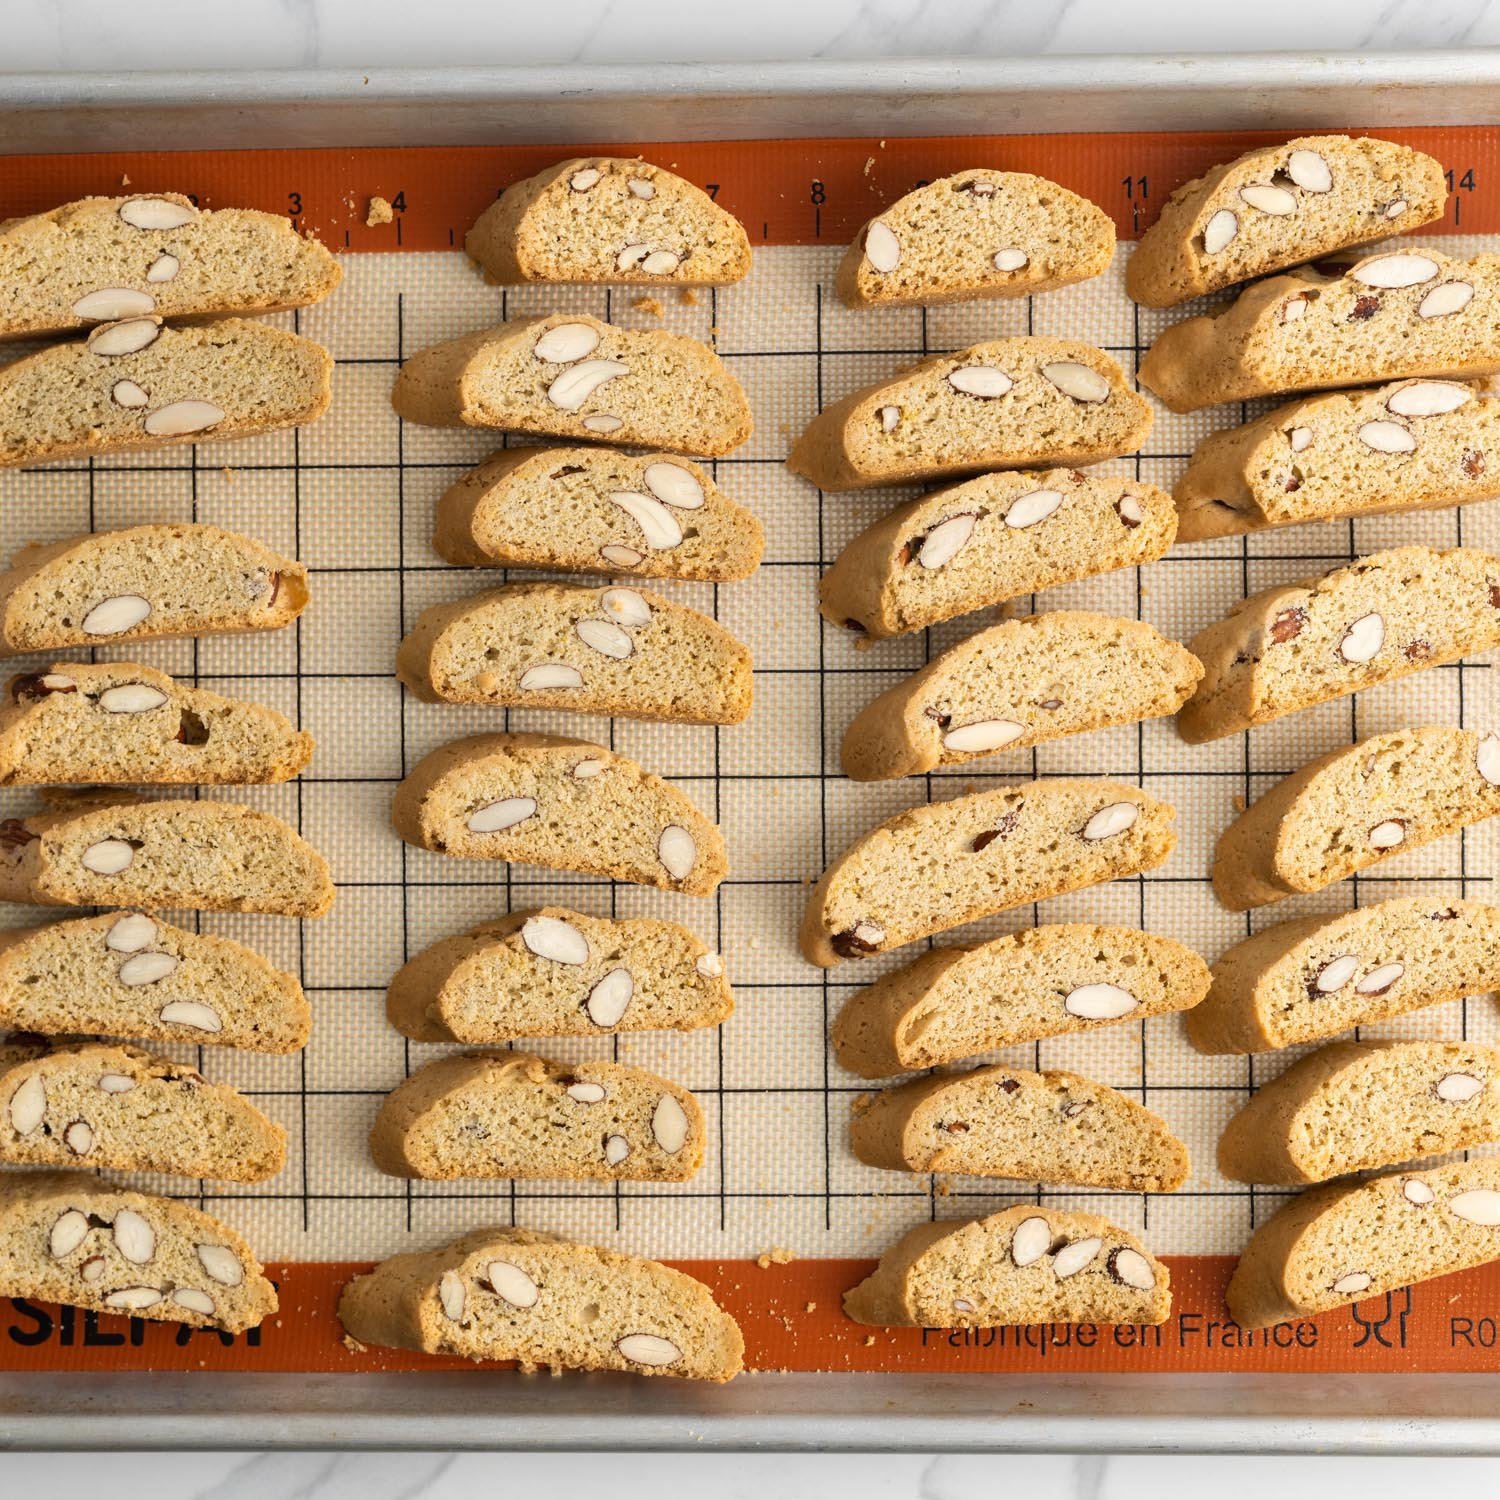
[{"xmin": 3, "ymin": 127, "xmax": 1500, "ymax": 1376}]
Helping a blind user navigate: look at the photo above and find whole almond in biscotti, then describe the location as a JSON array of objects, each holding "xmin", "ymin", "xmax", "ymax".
[
  {"xmin": 433, "ymin": 446, "xmax": 764, "ymax": 582},
  {"xmin": 836, "ymin": 170, "xmax": 1114, "ymax": 309},
  {"xmin": 338, "ymin": 1225, "xmax": 744, "ymax": 1381},
  {"xmin": 1178, "ymin": 546, "xmax": 1500, "ymax": 743},
  {"xmin": 0, "ymin": 1170, "xmax": 277, "ymax": 1332},
  {"xmin": 386, "ymin": 905, "xmax": 732, "ymax": 1043},
  {"xmin": 800, "ymin": 779, "xmax": 1177, "ymax": 968},
  {"xmin": 831, "ymin": 924, "xmax": 1210, "ymax": 1078},
  {"xmin": 841, "ymin": 611, "xmax": 1202, "ymax": 779},
  {"xmin": 1189, "ymin": 896, "xmax": 1500, "ymax": 1054},
  {"xmin": 850, "ymin": 1065, "xmax": 1189, "ymax": 1191},
  {"xmin": 0, "ymin": 317, "xmax": 332, "ymax": 467},
  {"xmin": 465, "ymin": 157, "xmax": 750, "ymax": 287},
  {"xmin": 844, "ymin": 1205, "xmax": 1170, "ymax": 1328},
  {"xmin": 0, "ymin": 1041, "xmax": 286, "ymax": 1182},
  {"xmin": 0, "ymin": 524, "xmax": 307, "ymax": 658},
  {"xmin": 1226, "ymin": 1158, "xmax": 1500, "ymax": 1330},
  {"xmin": 0, "ymin": 795, "xmax": 334, "ymax": 917},
  {"xmin": 787, "ymin": 337, "xmax": 1151, "ymax": 491},
  {"xmin": 0, "ymin": 910, "xmax": 310, "ymax": 1053},
  {"xmin": 1138, "ymin": 248, "xmax": 1500, "ymax": 412},
  {"xmin": 1210, "ymin": 727, "xmax": 1500, "ymax": 913},
  {"xmin": 391, "ymin": 313, "xmax": 752, "ymax": 457},
  {"xmin": 391, "ymin": 732, "xmax": 726, "ymax": 896},
  {"xmin": 820, "ymin": 469, "xmax": 1175, "ymax": 639},
  {"xmin": 0, "ymin": 194, "xmax": 341, "ymax": 341},
  {"xmin": 0, "ymin": 661, "xmax": 313, "ymax": 785},
  {"xmin": 1173, "ymin": 378, "xmax": 1500, "ymax": 541},
  {"xmin": 369, "ymin": 1051, "xmax": 705, "ymax": 1183},
  {"xmin": 1126, "ymin": 135, "xmax": 1446, "ymax": 308},
  {"xmin": 396, "ymin": 582, "xmax": 752, "ymax": 726}
]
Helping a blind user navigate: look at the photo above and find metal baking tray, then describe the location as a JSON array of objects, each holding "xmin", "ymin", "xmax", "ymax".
[{"xmin": 5, "ymin": 51, "xmax": 1500, "ymax": 1453}]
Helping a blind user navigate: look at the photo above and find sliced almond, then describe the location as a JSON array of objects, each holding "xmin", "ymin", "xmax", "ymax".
[
  {"xmin": 1368, "ymin": 819, "xmax": 1406, "ymax": 849},
  {"xmin": 88, "ymin": 318, "xmax": 161, "ymax": 357},
  {"xmin": 569, "ymin": 168, "xmax": 601, "ymax": 192},
  {"xmin": 566, "ymin": 1081, "xmax": 608, "ymax": 1104},
  {"xmin": 603, "ymin": 1134, "xmax": 630, "ymax": 1166},
  {"xmin": 609, "ymin": 491, "xmax": 683, "ymax": 550},
  {"xmin": 864, "ymin": 220, "xmax": 901, "ymax": 273},
  {"xmin": 1010, "ymin": 1216, "xmax": 1051, "ymax": 1268},
  {"xmin": 1313, "ymin": 954, "xmax": 1360, "ymax": 992},
  {"xmin": 582, "ymin": 414, "xmax": 623, "ymax": 433},
  {"xmin": 1477, "ymin": 732, "xmax": 1500, "ymax": 785},
  {"xmin": 173, "ymin": 1288, "xmax": 216, "ymax": 1316},
  {"xmin": 159, "ymin": 999, "xmax": 223, "ymax": 1033},
  {"xmin": 1351, "ymin": 252, "xmax": 1439, "ymax": 288},
  {"xmin": 119, "ymin": 197, "xmax": 197, "ymax": 230},
  {"xmin": 1419, "ymin": 281, "xmax": 1475, "ymax": 319},
  {"xmin": 196, "ymin": 1244, "xmax": 244, "ymax": 1286},
  {"xmin": 947, "ymin": 366, "xmax": 1013, "ymax": 399},
  {"xmin": 879, "ymin": 405, "xmax": 900, "ymax": 432},
  {"xmin": 916, "ymin": 513, "xmax": 977, "ymax": 568},
  {"xmin": 111, "ymin": 380, "xmax": 150, "ymax": 408},
  {"xmin": 98, "ymin": 683, "xmax": 169, "ymax": 713},
  {"xmin": 146, "ymin": 253, "xmax": 180, "ymax": 284},
  {"xmin": 1082, "ymin": 802, "xmax": 1137, "ymax": 841},
  {"xmin": 1332, "ymin": 1271, "xmax": 1372, "ymax": 1295},
  {"xmin": 1063, "ymin": 983, "xmax": 1138, "ymax": 1020},
  {"xmin": 467, "ymin": 797, "xmax": 537, "ymax": 833},
  {"xmin": 1116, "ymin": 494, "xmax": 1144, "ymax": 527},
  {"xmin": 1053, "ymin": 1238, "xmax": 1102, "ymax": 1278},
  {"xmin": 8, "ymin": 1075, "xmax": 46, "ymax": 1136},
  {"xmin": 521, "ymin": 915, "xmax": 589, "ymax": 965},
  {"xmin": 572, "ymin": 758, "xmax": 607, "ymax": 779},
  {"xmin": 601, "ymin": 587, "xmax": 651, "ymax": 627},
  {"xmin": 1384, "ymin": 198, "xmax": 1409, "ymax": 219},
  {"xmin": 1449, "ymin": 1189, "xmax": 1500, "ymax": 1226},
  {"xmin": 1240, "ymin": 182, "xmax": 1297, "ymax": 215},
  {"xmin": 1437, "ymin": 1072, "xmax": 1485, "ymax": 1102},
  {"xmin": 82, "ymin": 594, "xmax": 151, "ymax": 636},
  {"xmin": 617, "ymin": 1332, "xmax": 680, "ymax": 1366},
  {"xmin": 1041, "ymin": 362, "xmax": 1109, "ymax": 403},
  {"xmin": 439, "ymin": 1270, "xmax": 466, "ymax": 1321},
  {"xmin": 1355, "ymin": 961, "xmax": 1404, "ymax": 995},
  {"xmin": 81, "ymin": 838, "xmax": 135, "ymax": 875},
  {"xmin": 486, "ymin": 1259, "xmax": 540, "ymax": 1308},
  {"xmin": 695, "ymin": 952, "xmax": 724, "ymax": 979},
  {"xmin": 1289, "ymin": 426, "xmax": 1313, "ymax": 452},
  {"xmin": 942, "ymin": 719, "xmax": 1024, "ymax": 754},
  {"xmin": 1201, "ymin": 208, "xmax": 1238, "ymax": 254},
  {"xmin": 585, "ymin": 967, "xmax": 634, "ymax": 1027},
  {"xmin": 105, "ymin": 1286, "xmax": 163, "ymax": 1311},
  {"xmin": 991, "ymin": 248, "xmax": 1029, "ymax": 272},
  {"xmin": 548, "ymin": 359, "xmax": 628, "ymax": 412},
  {"xmin": 143, "ymin": 400, "xmax": 225, "ymax": 437},
  {"xmin": 1387, "ymin": 381, "xmax": 1472, "ymax": 417},
  {"xmin": 533, "ymin": 322, "xmax": 601, "ymax": 363},
  {"xmin": 575, "ymin": 617, "xmax": 634, "ymax": 659},
  {"xmin": 1404, "ymin": 1178, "xmax": 1437, "ymax": 1205},
  {"xmin": 642, "ymin": 462, "xmax": 704, "ymax": 510},
  {"xmin": 1357, "ymin": 420, "xmax": 1416, "ymax": 454},
  {"xmin": 1337, "ymin": 613, "xmax": 1385, "ymax": 663},
  {"xmin": 651, "ymin": 1093, "xmax": 690, "ymax": 1154},
  {"xmin": 98, "ymin": 1074, "xmax": 136, "ymax": 1094},
  {"xmin": 118, "ymin": 951, "xmax": 179, "ymax": 986},
  {"xmin": 627, "ymin": 178, "xmax": 656, "ymax": 199},
  {"xmin": 1107, "ymin": 1247, "xmax": 1156, "ymax": 1291},
  {"xmin": 519, "ymin": 663, "xmax": 584, "ymax": 691},
  {"xmin": 1004, "ymin": 489, "xmax": 1063, "ymax": 529},
  {"xmin": 63, "ymin": 1120, "xmax": 94, "ymax": 1156},
  {"xmin": 73, "ymin": 288, "xmax": 155, "ymax": 321},
  {"xmin": 49, "ymin": 1209, "xmax": 90, "ymax": 1259},
  {"xmin": 641, "ymin": 250, "xmax": 681, "ymax": 276},
  {"xmin": 112, "ymin": 1208, "xmax": 155, "ymax": 1264},
  {"xmin": 658, "ymin": 824, "xmax": 697, "ymax": 881},
  {"xmin": 600, "ymin": 544, "xmax": 644, "ymax": 568},
  {"xmin": 1286, "ymin": 150, "xmax": 1333, "ymax": 193},
  {"xmin": 616, "ymin": 244, "xmax": 649, "ymax": 270}
]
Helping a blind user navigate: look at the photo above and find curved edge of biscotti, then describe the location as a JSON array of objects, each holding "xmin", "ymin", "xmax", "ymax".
[
  {"xmin": 337, "ymin": 1225, "xmax": 745, "ymax": 1380},
  {"xmin": 0, "ymin": 1169, "xmax": 277, "ymax": 1332},
  {"xmin": 0, "ymin": 1040, "xmax": 287, "ymax": 1181}
]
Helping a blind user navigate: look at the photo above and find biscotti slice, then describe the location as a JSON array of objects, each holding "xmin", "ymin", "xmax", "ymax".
[
  {"xmin": 433, "ymin": 446, "xmax": 763, "ymax": 582},
  {"xmin": 392, "ymin": 732, "xmax": 726, "ymax": 896},
  {"xmin": 0, "ymin": 1041, "xmax": 286, "ymax": 1182},
  {"xmin": 0, "ymin": 795, "xmax": 334, "ymax": 916},
  {"xmin": 0, "ymin": 911, "xmax": 310, "ymax": 1052},
  {"xmin": 1226, "ymin": 1158, "xmax": 1500, "ymax": 1330},
  {"xmin": 1174, "ymin": 379, "xmax": 1500, "ymax": 542},
  {"xmin": 801, "ymin": 779, "xmax": 1176, "ymax": 968},
  {"xmin": 396, "ymin": 582, "xmax": 752, "ymax": 726},
  {"xmin": 1126, "ymin": 135, "xmax": 1445, "ymax": 308},
  {"xmin": 841, "ymin": 611, "xmax": 1202, "ymax": 780},
  {"xmin": 0, "ymin": 661, "xmax": 312, "ymax": 785},
  {"xmin": 0, "ymin": 1170, "xmax": 276, "ymax": 1332},
  {"xmin": 385, "ymin": 906, "xmax": 732, "ymax": 1043},
  {"xmin": 1211, "ymin": 727, "xmax": 1500, "ymax": 912},
  {"xmin": 1177, "ymin": 546, "xmax": 1500, "ymax": 743},
  {"xmin": 0, "ymin": 317, "xmax": 332, "ymax": 467},
  {"xmin": 338, "ymin": 1226, "xmax": 743, "ymax": 1381},
  {"xmin": 836, "ymin": 169, "xmax": 1114, "ymax": 309},
  {"xmin": 0, "ymin": 194, "xmax": 341, "ymax": 340},
  {"xmin": 832, "ymin": 924, "xmax": 1211, "ymax": 1079},
  {"xmin": 0, "ymin": 524, "xmax": 307, "ymax": 657},
  {"xmin": 466, "ymin": 157, "xmax": 751, "ymax": 288},
  {"xmin": 819, "ymin": 470, "xmax": 1176, "ymax": 639},
  {"xmin": 1218, "ymin": 1041, "xmax": 1500, "ymax": 1185},
  {"xmin": 1187, "ymin": 896, "xmax": 1500, "ymax": 1054},
  {"xmin": 787, "ymin": 338, "xmax": 1152, "ymax": 491},
  {"xmin": 844, "ymin": 1206, "xmax": 1170, "ymax": 1327},
  {"xmin": 850, "ymin": 1064, "xmax": 1189, "ymax": 1191},
  {"xmin": 370, "ymin": 1051, "xmax": 704, "ymax": 1182},
  {"xmin": 1138, "ymin": 249, "xmax": 1500, "ymax": 412},
  {"xmin": 391, "ymin": 313, "xmax": 751, "ymax": 457}
]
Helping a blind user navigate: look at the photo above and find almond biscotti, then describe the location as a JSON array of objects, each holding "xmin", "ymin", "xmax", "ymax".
[
  {"xmin": 0, "ymin": 317, "xmax": 333, "ymax": 467},
  {"xmin": 1211, "ymin": 727, "xmax": 1500, "ymax": 912},
  {"xmin": 1126, "ymin": 135, "xmax": 1445, "ymax": 308},
  {"xmin": 1, "ymin": 194, "xmax": 341, "ymax": 341},
  {"xmin": 819, "ymin": 470, "xmax": 1176, "ymax": 639},
  {"xmin": 386, "ymin": 906, "xmax": 732, "ymax": 1043},
  {"xmin": 338, "ymin": 1226, "xmax": 744, "ymax": 1381},
  {"xmin": 0, "ymin": 795, "xmax": 335, "ymax": 917},
  {"xmin": 850, "ymin": 1065, "xmax": 1189, "ymax": 1191},
  {"xmin": 392, "ymin": 732, "xmax": 726, "ymax": 896},
  {"xmin": 0, "ymin": 524, "xmax": 307, "ymax": 657},
  {"xmin": 1138, "ymin": 249, "xmax": 1500, "ymax": 413},
  {"xmin": 1218, "ymin": 1041, "xmax": 1500, "ymax": 1186},
  {"xmin": 433, "ymin": 446, "xmax": 764, "ymax": 582},
  {"xmin": 396, "ymin": 583, "xmax": 752, "ymax": 726},
  {"xmin": 391, "ymin": 314, "xmax": 752, "ymax": 457},
  {"xmin": 0, "ymin": 911, "xmax": 311, "ymax": 1052},
  {"xmin": 1173, "ymin": 379, "xmax": 1500, "ymax": 542},
  {"xmin": 788, "ymin": 338, "xmax": 1152, "ymax": 491},
  {"xmin": 841, "ymin": 611, "xmax": 1202, "ymax": 780},
  {"xmin": 1177, "ymin": 546, "xmax": 1500, "ymax": 743},
  {"xmin": 1187, "ymin": 896, "xmax": 1500, "ymax": 1054},
  {"xmin": 0, "ymin": 662, "xmax": 312, "ymax": 785},
  {"xmin": 370, "ymin": 1051, "xmax": 704, "ymax": 1182},
  {"xmin": 0, "ymin": 1041, "xmax": 286, "ymax": 1182},
  {"xmin": 844, "ymin": 1206, "xmax": 1170, "ymax": 1327},
  {"xmin": 1226, "ymin": 1158, "xmax": 1500, "ymax": 1331},
  {"xmin": 801, "ymin": 780, "xmax": 1177, "ymax": 968},
  {"xmin": 832, "ymin": 924, "xmax": 1211, "ymax": 1079},
  {"xmin": 465, "ymin": 157, "xmax": 751, "ymax": 288},
  {"xmin": 0, "ymin": 1171, "xmax": 276, "ymax": 1332},
  {"xmin": 836, "ymin": 170, "xmax": 1114, "ymax": 309}
]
